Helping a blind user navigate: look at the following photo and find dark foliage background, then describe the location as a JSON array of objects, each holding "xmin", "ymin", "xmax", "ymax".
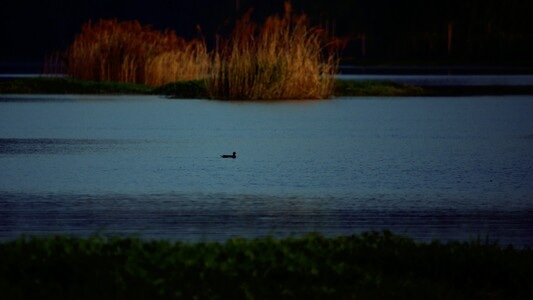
[{"xmin": 2, "ymin": 0, "xmax": 533, "ymax": 69}]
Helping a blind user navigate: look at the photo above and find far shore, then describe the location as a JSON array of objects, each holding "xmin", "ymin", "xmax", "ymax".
[{"xmin": 1, "ymin": 76, "xmax": 533, "ymax": 98}]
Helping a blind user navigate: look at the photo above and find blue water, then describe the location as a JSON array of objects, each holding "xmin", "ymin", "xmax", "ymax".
[{"xmin": 1, "ymin": 95, "xmax": 532, "ymax": 246}]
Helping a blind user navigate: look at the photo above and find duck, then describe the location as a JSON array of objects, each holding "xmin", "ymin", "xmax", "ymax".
[{"xmin": 221, "ymin": 152, "xmax": 237, "ymax": 158}]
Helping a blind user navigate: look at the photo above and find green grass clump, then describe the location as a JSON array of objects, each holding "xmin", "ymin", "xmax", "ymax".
[
  {"xmin": 335, "ymin": 80, "xmax": 426, "ymax": 96},
  {"xmin": 1, "ymin": 231, "xmax": 532, "ymax": 299},
  {"xmin": 0, "ymin": 77, "xmax": 153, "ymax": 95},
  {"xmin": 65, "ymin": 19, "xmax": 209, "ymax": 86},
  {"xmin": 151, "ymin": 80, "xmax": 208, "ymax": 98}
]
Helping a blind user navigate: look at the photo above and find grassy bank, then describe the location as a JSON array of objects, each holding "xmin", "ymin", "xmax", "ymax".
[
  {"xmin": 0, "ymin": 77, "xmax": 206, "ymax": 97},
  {"xmin": 334, "ymin": 80, "xmax": 426, "ymax": 96},
  {"xmin": 3, "ymin": 77, "xmax": 532, "ymax": 98},
  {"xmin": 0, "ymin": 77, "xmax": 153, "ymax": 95},
  {"xmin": 1, "ymin": 231, "xmax": 532, "ymax": 299},
  {"xmin": 1, "ymin": 77, "xmax": 426, "ymax": 97}
]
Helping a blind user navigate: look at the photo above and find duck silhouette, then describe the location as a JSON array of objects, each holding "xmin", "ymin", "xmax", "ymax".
[{"xmin": 221, "ymin": 152, "xmax": 237, "ymax": 158}]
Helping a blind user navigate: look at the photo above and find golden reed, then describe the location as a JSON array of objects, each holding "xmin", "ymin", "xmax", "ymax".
[
  {"xmin": 60, "ymin": 2, "xmax": 342, "ymax": 99},
  {"xmin": 65, "ymin": 19, "xmax": 208, "ymax": 86},
  {"xmin": 209, "ymin": 2, "xmax": 341, "ymax": 100}
]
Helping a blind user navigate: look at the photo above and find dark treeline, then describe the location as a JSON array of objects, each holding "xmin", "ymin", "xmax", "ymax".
[
  {"xmin": 295, "ymin": 0, "xmax": 533, "ymax": 64},
  {"xmin": 2, "ymin": 0, "xmax": 532, "ymax": 65},
  {"xmin": 235, "ymin": 0, "xmax": 533, "ymax": 63}
]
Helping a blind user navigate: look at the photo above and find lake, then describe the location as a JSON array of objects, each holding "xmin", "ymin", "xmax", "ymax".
[{"xmin": 1, "ymin": 95, "xmax": 532, "ymax": 246}]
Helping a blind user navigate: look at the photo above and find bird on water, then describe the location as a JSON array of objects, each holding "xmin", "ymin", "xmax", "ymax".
[{"xmin": 221, "ymin": 152, "xmax": 237, "ymax": 158}]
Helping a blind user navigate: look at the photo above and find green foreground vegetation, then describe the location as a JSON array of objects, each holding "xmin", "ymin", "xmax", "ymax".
[{"xmin": 1, "ymin": 231, "xmax": 532, "ymax": 299}]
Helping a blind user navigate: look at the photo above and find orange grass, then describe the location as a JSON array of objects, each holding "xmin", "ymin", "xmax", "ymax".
[
  {"xmin": 208, "ymin": 2, "xmax": 341, "ymax": 100},
  {"xmin": 144, "ymin": 41, "xmax": 209, "ymax": 86},
  {"xmin": 62, "ymin": 2, "xmax": 341, "ymax": 99},
  {"xmin": 65, "ymin": 19, "xmax": 208, "ymax": 86}
]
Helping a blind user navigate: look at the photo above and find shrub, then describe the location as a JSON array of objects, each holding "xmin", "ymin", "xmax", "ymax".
[
  {"xmin": 207, "ymin": 2, "xmax": 341, "ymax": 100},
  {"xmin": 65, "ymin": 19, "xmax": 208, "ymax": 86},
  {"xmin": 60, "ymin": 2, "xmax": 342, "ymax": 100}
]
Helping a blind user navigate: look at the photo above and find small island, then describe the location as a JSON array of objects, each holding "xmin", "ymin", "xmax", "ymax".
[
  {"xmin": 3, "ymin": 76, "xmax": 533, "ymax": 98},
  {"xmin": 0, "ymin": 76, "xmax": 430, "ymax": 98},
  {"xmin": 2, "ymin": 2, "xmax": 532, "ymax": 99}
]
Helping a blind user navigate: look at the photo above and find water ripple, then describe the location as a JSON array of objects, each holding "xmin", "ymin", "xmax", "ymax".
[
  {"xmin": 0, "ymin": 138, "xmax": 146, "ymax": 154},
  {"xmin": 1, "ymin": 192, "xmax": 532, "ymax": 247}
]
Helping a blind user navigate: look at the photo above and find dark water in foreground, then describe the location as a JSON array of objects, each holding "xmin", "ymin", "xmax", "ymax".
[{"xmin": 1, "ymin": 95, "xmax": 532, "ymax": 246}]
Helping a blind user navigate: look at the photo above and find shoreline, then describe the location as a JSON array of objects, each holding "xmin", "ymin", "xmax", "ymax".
[{"xmin": 1, "ymin": 76, "xmax": 533, "ymax": 98}]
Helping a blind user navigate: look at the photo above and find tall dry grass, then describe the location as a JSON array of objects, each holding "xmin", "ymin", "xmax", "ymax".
[
  {"xmin": 208, "ymin": 2, "xmax": 341, "ymax": 100},
  {"xmin": 65, "ymin": 19, "xmax": 208, "ymax": 86},
  {"xmin": 62, "ymin": 2, "xmax": 341, "ymax": 99},
  {"xmin": 144, "ymin": 39, "xmax": 209, "ymax": 86}
]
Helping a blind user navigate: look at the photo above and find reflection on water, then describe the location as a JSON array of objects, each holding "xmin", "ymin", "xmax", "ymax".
[{"xmin": 1, "ymin": 95, "xmax": 532, "ymax": 246}]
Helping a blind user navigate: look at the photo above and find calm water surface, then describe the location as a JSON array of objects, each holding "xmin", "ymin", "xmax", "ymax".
[{"xmin": 1, "ymin": 95, "xmax": 532, "ymax": 246}]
